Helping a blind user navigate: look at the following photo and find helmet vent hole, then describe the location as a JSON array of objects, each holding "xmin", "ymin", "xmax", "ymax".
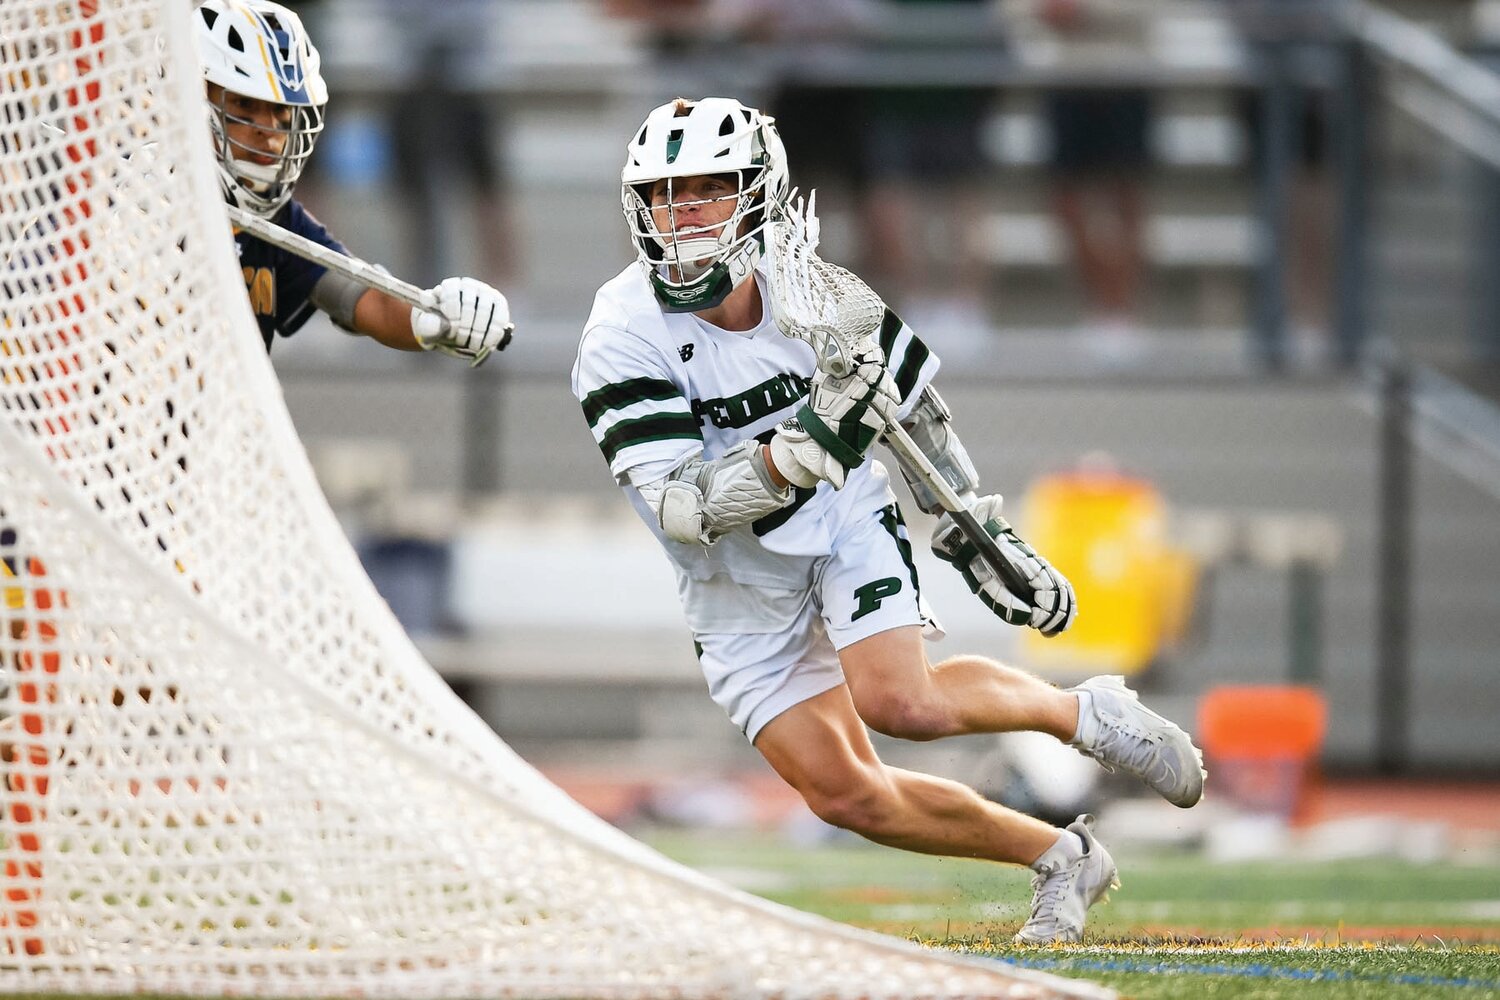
[
  {"xmin": 718, "ymin": 114, "xmax": 734, "ymax": 136},
  {"xmin": 636, "ymin": 126, "xmax": 648, "ymax": 146},
  {"xmin": 226, "ymin": 25, "xmax": 244, "ymax": 52},
  {"xmin": 713, "ymin": 149, "xmax": 729, "ymax": 158},
  {"xmin": 200, "ymin": 7, "xmax": 218, "ymax": 29}
]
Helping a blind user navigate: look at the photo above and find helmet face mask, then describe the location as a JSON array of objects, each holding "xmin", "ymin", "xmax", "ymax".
[
  {"xmin": 195, "ymin": 0, "xmax": 327, "ymax": 217},
  {"xmin": 621, "ymin": 98, "xmax": 790, "ymax": 313}
]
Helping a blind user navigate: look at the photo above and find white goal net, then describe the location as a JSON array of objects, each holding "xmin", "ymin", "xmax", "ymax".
[{"xmin": 0, "ymin": 3, "xmax": 1105, "ymax": 998}]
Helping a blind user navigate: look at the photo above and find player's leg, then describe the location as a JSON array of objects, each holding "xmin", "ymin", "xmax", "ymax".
[
  {"xmin": 843, "ymin": 628, "xmax": 1203, "ymax": 807},
  {"xmin": 819, "ymin": 504, "xmax": 1080, "ymax": 742},
  {"xmin": 839, "ymin": 625, "xmax": 1078, "ymax": 742},
  {"xmin": 753, "ymin": 684, "xmax": 1059, "ymax": 865},
  {"xmin": 751, "ymin": 650, "xmax": 1119, "ymax": 944},
  {"xmin": 691, "ymin": 563, "xmax": 1060, "ymax": 863},
  {"xmin": 825, "ymin": 504, "xmax": 1204, "ymax": 807}
]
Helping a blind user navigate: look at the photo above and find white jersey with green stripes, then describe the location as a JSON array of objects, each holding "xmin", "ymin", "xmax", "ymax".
[{"xmin": 571, "ymin": 261, "xmax": 940, "ymax": 631}]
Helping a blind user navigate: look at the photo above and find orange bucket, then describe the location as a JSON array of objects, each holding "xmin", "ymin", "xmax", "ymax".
[{"xmin": 1198, "ymin": 685, "xmax": 1328, "ymax": 819}]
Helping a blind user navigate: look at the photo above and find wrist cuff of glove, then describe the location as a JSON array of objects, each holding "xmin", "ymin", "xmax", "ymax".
[
  {"xmin": 796, "ymin": 403, "xmax": 875, "ymax": 471},
  {"xmin": 933, "ymin": 514, "xmax": 1004, "ymax": 564},
  {"xmin": 410, "ymin": 306, "xmax": 433, "ymax": 349}
]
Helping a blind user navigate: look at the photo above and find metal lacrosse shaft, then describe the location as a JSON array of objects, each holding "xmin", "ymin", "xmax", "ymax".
[
  {"xmin": 879, "ymin": 422, "xmax": 1038, "ymax": 604},
  {"xmin": 224, "ymin": 203, "xmax": 452, "ymax": 338}
]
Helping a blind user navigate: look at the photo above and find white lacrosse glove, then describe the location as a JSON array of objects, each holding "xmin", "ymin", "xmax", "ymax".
[
  {"xmin": 790, "ymin": 351, "xmax": 900, "ymax": 485},
  {"xmin": 769, "ymin": 417, "xmax": 847, "ymax": 490},
  {"xmin": 931, "ymin": 495, "xmax": 1077, "ymax": 637},
  {"xmin": 411, "ymin": 276, "xmax": 514, "ymax": 367}
]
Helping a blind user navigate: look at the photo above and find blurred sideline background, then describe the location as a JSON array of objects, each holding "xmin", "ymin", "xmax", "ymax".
[{"xmin": 263, "ymin": 0, "xmax": 1498, "ymax": 853}]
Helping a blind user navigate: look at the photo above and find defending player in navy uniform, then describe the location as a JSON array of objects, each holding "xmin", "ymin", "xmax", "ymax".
[
  {"xmin": 195, "ymin": 0, "xmax": 512, "ymax": 363},
  {"xmin": 572, "ymin": 98, "xmax": 1208, "ymax": 945}
]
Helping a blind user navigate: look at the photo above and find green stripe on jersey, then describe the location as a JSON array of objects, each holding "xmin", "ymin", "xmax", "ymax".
[
  {"xmin": 878, "ymin": 308, "xmax": 904, "ymax": 358},
  {"xmin": 892, "ymin": 335, "xmax": 931, "ymax": 399},
  {"xmin": 581, "ymin": 377, "xmax": 682, "ymax": 428},
  {"xmin": 598, "ymin": 412, "xmax": 700, "ymax": 464},
  {"xmin": 878, "ymin": 503, "xmax": 921, "ymax": 596}
]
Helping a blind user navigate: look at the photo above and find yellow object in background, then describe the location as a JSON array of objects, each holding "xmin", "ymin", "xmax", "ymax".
[{"xmin": 1018, "ymin": 460, "xmax": 1198, "ymax": 677}]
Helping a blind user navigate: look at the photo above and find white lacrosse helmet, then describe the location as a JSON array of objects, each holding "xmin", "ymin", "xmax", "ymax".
[
  {"xmin": 622, "ymin": 98, "xmax": 790, "ymax": 312},
  {"xmin": 195, "ymin": 0, "xmax": 327, "ymax": 217}
]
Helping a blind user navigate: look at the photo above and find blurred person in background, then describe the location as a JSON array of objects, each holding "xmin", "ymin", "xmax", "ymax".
[
  {"xmin": 855, "ymin": 0, "xmax": 1002, "ymax": 358},
  {"xmin": 574, "ymin": 96, "xmax": 1206, "ymax": 944},
  {"xmin": 602, "ymin": 0, "xmax": 718, "ymax": 55},
  {"xmin": 1018, "ymin": 0, "xmax": 1154, "ymax": 362},
  {"xmin": 1226, "ymin": 0, "xmax": 1336, "ymax": 368},
  {"xmin": 196, "ymin": 0, "xmax": 513, "ymax": 364},
  {"xmin": 380, "ymin": 0, "xmax": 515, "ymax": 291}
]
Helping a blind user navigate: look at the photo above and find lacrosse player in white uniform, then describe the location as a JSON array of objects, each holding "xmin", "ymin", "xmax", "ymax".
[
  {"xmin": 571, "ymin": 98, "xmax": 1207, "ymax": 945},
  {"xmin": 195, "ymin": 0, "xmax": 512, "ymax": 364}
]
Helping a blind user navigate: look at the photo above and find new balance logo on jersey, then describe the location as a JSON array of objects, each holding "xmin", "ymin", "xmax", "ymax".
[{"xmin": 679, "ymin": 343, "xmax": 695, "ymax": 362}]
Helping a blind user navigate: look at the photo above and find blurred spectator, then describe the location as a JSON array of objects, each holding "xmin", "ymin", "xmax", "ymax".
[
  {"xmin": 854, "ymin": 0, "xmax": 1002, "ymax": 358},
  {"xmin": 1226, "ymin": 0, "xmax": 1337, "ymax": 367},
  {"xmin": 1021, "ymin": 0, "xmax": 1154, "ymax": 361},
  {"xmin": 1235, "ymin": 87, "xmax": 1333, "ymax": 361},
  {"xmin": 715, "ymin": 0, "xmax": 877, "ymax": 201},
  {"xmin": 379, "ymin": 0, "xmax": 514, "ymax": 289}
]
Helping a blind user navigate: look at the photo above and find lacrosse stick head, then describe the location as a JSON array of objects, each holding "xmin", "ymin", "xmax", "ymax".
[{"xmin": 767, "ymin": 192, "xmax": 887, "ymax": 377}]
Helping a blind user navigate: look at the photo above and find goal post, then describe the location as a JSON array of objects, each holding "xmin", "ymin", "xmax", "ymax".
[{"xmin": 0, "ymin": 2, "xmax": 1105, "ymax": 998}]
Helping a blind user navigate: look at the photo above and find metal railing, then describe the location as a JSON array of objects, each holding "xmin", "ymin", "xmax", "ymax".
[
  {"xmin": 1368, "ymin": 350, "xmax": 1500, "ymax": 772},
  {"xmin": 1339, "ymin": 2, "xmax": 1500, "ymax": 368}
]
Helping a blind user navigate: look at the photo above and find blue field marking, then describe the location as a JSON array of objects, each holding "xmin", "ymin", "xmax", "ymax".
[{"xmin": 1003, "ymin": 956, "xmax": 1500, "ymax": 991}]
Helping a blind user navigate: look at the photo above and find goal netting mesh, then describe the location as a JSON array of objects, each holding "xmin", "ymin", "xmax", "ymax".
[{"xmin": 0, "ymin": 3, "xmax": 1105, "ymax": 998}]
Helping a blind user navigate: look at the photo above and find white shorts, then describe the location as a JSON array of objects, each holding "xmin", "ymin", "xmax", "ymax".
[{"xmin": 694, "ymin": 504, "xmax": 936, "ymax": 742}]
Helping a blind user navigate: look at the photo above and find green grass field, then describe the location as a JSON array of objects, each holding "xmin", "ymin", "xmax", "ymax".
[
  {"xmin": 647, "ymin": 829, "xmax": 1500, "ymax": 999},
  {"xmin": 2, "ymin": 827, "xmax": 1494, "ymax": 998}
]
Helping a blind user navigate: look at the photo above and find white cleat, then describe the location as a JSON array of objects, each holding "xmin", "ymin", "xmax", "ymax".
[
  {"xmin": 1069, "ymin": 675, "xmax": 1207, "ymax": 808},
  {"xmin": 1014, "ymin": 814, "xmax": 1119, "ymax": 945}
]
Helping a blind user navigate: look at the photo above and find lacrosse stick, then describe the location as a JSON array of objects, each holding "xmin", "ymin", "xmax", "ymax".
[
  {"xmin": 225, "ymin": 204, "xmax": 494, "ymax": 368},
  {"xmin": 767, "ymin": 194, "xmax": 1037, "ymax": 606}
]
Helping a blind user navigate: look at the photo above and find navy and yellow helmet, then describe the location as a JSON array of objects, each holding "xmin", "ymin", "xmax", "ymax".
[{"xmin": 194, "ymin": 0, "xmax": 328, "ymax": 217}]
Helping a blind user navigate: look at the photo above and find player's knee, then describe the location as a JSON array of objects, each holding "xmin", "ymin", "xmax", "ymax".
[
  {"xmin": 802, "ymin": 775, "xmax": 899, "ymax": 837},
  {"xmin": 856, "ymin": 690, "xmax": 955, "ymax": 742}
]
